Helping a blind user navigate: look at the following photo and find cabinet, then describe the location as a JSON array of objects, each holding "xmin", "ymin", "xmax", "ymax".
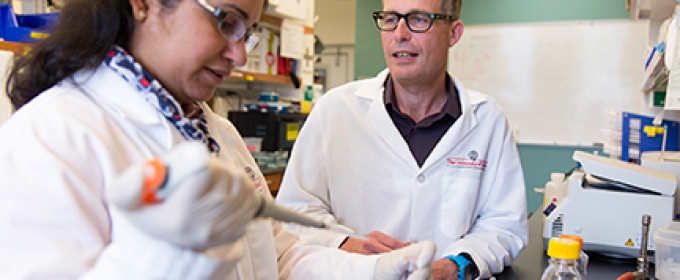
[
  {"xmin": 266, "ymin": 0, "xmax": 310, "ymax": 21},
  {"xmin": 631, "ymin": 0, "xmax": 678, "ymax": 111},
  {"xmin": 629, "ymin": 0, "xmax": 676, "ymax": 47},
  {"xmin": 263, "ymin": 171, "xmax": 283, "ymax": 196},
  {"xmin": 225, "ymin": 7, "xmax": 316, "ymax": 93},
  {"xmin": 629, "ymin": 0, "xmax": 676, "ymax": 21}
]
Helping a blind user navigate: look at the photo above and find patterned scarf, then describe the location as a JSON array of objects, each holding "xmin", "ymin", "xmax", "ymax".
[{"xmin": 104, "ymin": 46, "xmax": 220, "ymax": 155}]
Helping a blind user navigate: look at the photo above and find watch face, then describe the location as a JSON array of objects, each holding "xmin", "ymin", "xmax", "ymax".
[{"xmin": 463, "ymin": 266, "xmax": 474, "ymax": 280}]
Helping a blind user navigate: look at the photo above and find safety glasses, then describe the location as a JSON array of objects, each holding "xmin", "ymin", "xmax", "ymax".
[
  {"xmin": 194, "ymin": 0, "xmax": 261, "ymax": 53},
  {"xmin": 372, "ymin": 11, "xmax": 454, "ymax": 33}
]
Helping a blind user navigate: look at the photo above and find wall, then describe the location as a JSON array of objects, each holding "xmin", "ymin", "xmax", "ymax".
[
  {"xmin": 449, "ymin": 20, "xmax": 647, "ymax": 145},
  {"xmin": 354, "ymin": 0, "xmax": 630, "ymax": 79},
  {"xmin": 315, "ymin": 0, "xmax": 356, "ymax": 45},
  {"xmin": 314, "ymin": 0, "xmax": 356, "ymax": 91},
  {"xmin": 354, "ymin": 0, "xmax": 383, "ymax": 79},
  {"xmin": 353, "ymin": 0, "xmax": 630, "ymax": 213}
]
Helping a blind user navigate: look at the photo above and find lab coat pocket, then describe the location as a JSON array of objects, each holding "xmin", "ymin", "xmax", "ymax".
[{"xmin": 439, "ymin": 177, "xmax": 480, "ymax": 239}]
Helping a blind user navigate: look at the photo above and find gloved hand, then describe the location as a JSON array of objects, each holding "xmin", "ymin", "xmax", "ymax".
[
  {"xmin": 374, "ymin": 240, "xmax": 436, "ymax": 280},
  {"xmin": 107, "ymin": 141, "xmax": 261, "ymax": 250}
]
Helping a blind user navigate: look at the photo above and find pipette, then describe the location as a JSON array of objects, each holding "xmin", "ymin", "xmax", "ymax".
[
  {"xmin": 253, "ymin": 193, "xmax": 328, "ymax": 228},
  {"xmin": 137, "ymin": 142, "xmax": 333, "ymax": 230}
]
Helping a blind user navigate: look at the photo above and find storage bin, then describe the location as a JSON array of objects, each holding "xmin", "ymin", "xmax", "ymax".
[
  {"xmin": 0, "ymin": 4, "xmax": 58, "ymax": 43},
  {"xmin": 654, "ymin": 220, "xmax": 680, "ymax": 279}
]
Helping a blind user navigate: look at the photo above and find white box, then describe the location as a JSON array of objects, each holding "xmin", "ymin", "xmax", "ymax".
[{"xmin": 245, "ymin": 27, "xmax": 278, "ymax": 74}]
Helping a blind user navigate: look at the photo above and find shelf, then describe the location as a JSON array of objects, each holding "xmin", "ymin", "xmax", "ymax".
[
  {"xmin": 0, "ymin": 40, "xmax": 32, "ymax": 56},
  {"xmin": 260, "ymin": 13, "xmax": 314, "ymax": 34},
  {"xmin": 629, "ymin": 0, "xmax": 676, "ymax": 20},
  {"xmin": 228, "ymin": 70, "xmax": 292, "ymax": 84}
]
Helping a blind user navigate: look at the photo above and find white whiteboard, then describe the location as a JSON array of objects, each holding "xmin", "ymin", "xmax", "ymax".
[{"xmin": 449, "ymin": 20, "xmax": 647, "ymax": 145}]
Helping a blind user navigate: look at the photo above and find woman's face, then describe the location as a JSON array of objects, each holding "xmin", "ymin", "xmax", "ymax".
[{"xmin": 129, "ymin": 0, "xmax": 264, "ymax": 108}]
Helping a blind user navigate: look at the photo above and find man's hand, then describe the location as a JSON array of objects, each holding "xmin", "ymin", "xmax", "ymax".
[
  {"xmin": 339, "ymin": 231, "xmax": 410, "ymax": 255},
  {"xmin": 431, "ymin": 258, "xmax": 458, "ymax": 280}
]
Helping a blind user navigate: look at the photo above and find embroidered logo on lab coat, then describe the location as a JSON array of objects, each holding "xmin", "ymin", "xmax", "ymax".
[
  {"xmin": 446, "ymin": 150, "xmax": 487, "ymax": 170},
  {"xmin": 244, "ymin": 166, "xmax": 266, "ymax": 193}
]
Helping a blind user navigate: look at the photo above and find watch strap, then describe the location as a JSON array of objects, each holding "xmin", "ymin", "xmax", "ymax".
[{"xmin": 445, "ymin": 254, "xmax": 472, "ymax": 280}]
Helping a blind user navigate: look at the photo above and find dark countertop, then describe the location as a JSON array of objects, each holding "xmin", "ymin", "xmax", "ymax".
[{"xmin": 491, "ymin": 212, "xmax": 653, "ymax": 279}]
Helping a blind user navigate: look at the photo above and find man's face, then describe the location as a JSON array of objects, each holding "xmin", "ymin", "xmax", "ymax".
[{"xmin": 381, "ymin": 0, "xmax": 462, "ymax": 84}]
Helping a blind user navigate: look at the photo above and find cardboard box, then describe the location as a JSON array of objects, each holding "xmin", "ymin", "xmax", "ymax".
[{"xmin": 245, "ymin": 27, "xmax": 279, "ymax": 74}]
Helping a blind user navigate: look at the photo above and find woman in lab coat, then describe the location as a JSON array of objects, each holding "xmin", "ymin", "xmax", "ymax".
[{"xmin": 0, "ymin": 0, "xmax": 435, "ymax": 279}]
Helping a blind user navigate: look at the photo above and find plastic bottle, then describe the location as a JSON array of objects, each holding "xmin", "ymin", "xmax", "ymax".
[
  {"xmin": 304, "ymin": 85, "xmax": 314, "ymax": 102},
  {"xmin": 541, "ymin": 238, "xmax": 582, "ymax": 280},
  {"xmin": 559, "ymin": 234, "xmax": 589, "ymax": 280},
  {"xmin": 543, "ymin": 173, "xmax": 566, "ymax": 216}
]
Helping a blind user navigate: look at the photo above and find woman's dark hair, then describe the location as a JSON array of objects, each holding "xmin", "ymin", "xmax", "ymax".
[
  {"xmin": 6, "ymin": 0, "xmax": 268, "ymax": 110},
  {"xmin": 6, "ymin": 0, "xmax": 183, "ymax": 109},
  {"xmin": 7, "ymin": 0, "xmax": 136, "ymax": 109}
]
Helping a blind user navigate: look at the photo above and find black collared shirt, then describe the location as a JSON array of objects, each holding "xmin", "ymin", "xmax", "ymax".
[{"xmin": 384, "ymin": 74, "xmax": 462, "ymax": 167}]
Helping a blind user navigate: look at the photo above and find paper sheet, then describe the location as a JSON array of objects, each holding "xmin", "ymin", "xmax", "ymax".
[
  {"xmin": 666, "ymin": 16, "xmax": 680, "ymax": 110},
  {"xmin": 0, "ymin": 50, "xmax": 14, "ymax": 124},
  {"xmin": 279, "ymin": 20, "xmax": 305, "ymax": 59}
]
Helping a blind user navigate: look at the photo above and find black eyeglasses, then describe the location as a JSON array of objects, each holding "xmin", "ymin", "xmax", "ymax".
[
  {"xmin": 372, "ymin": 11, "xmax": 454, "ymax": 33},
  {"xmin": 194, "ymin": 0, "xmax": 260, "ymax": 52}
]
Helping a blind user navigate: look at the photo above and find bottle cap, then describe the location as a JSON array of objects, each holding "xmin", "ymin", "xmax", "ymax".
[
  {"xmin": 559, "ymin": 234, "xmax": 584, "ymax": 251},
  {"xmin": 551, "ymin": 172, "xmax": 565, "ymax": 183},
  {"xmin": 547, "ymin": 238, "xmax": 580, "ymax": 260}
]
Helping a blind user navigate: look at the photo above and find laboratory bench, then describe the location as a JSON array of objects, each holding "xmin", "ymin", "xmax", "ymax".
[{"xmin": 491, "ymin": 212, "xmax": 654, "ymax": 279}]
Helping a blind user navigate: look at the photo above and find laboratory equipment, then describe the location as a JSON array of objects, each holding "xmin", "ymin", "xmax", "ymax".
[
  {"xmin": 543, "ymin": 151, "xmax": 677, "ymax": 259},
  {"xmin": 640, "ymin": 151, "xmax": 680, "ymax": 217},
  {"xmin": 228, "ymin": 111, "xmax": 308, "ymax": 152},
  {"xmin": 543, "ymin": 173, "xmax": 567, "ymax": 216},
  {"xmin": 616, "ymin": 215, "xmax": 653, "ymax": 280},
  {"xmin": 637, "ymin": 215, "xmax": 651, "ymax": 279},
  {"xmin": 541, "ymin": 238, "xmax": 582, "ymax": 280}
]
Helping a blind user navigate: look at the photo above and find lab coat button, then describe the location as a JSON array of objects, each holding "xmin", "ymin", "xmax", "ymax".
[{"xmin": 417, "ymin": 174, "xmax": 425, "ymax": 182}]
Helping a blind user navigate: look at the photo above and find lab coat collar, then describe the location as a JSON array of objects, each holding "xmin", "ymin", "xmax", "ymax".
[
  {"xmin": 71, "ymin": 65, "xmax": 179, "ymax": 152},
  {"xmin": 359, "ymin": 68, "xmax": 488, "ymax": 171},
  {"xmin": 72, "ymin": 65, "xmax": 165, "ymax": 126},
  {"xmin": 355, "ymin": 68, "xmax": 487, "ymax": 107},
  {"xmin": 420, "ymin": 79, "xmax": 480, "ymax": 170}
]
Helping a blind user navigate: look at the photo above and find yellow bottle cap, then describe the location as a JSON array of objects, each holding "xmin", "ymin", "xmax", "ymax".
[
  {"xmin": 547, "ymin": 238, "xmax": 580, "ymax": 260},
  {"xmin": 300, "ymin": 100, "xmax": 312, "ymax": 113},
  {"xmin": 559, "ymin": 234, "xmax": 584, "ymax": 251}
]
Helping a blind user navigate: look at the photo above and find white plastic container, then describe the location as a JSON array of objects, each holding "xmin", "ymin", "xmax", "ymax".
[
  {"xmin": 654, "ymin": 220, "xmax": 680, "ymax": 280},
  {"xmin": 243, "ymin": 137, "xmax": 263, "ymax": 152}
]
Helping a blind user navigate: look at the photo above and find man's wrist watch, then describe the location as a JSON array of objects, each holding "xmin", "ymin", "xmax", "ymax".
[{"xmin": 445, "ymin": 254, "xmax": 475, "ymax": 280}]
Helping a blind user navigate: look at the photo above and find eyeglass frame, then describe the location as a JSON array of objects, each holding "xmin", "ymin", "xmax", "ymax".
[
  {"xmin": 372, "ymin": 11, "xmax": 455, "ymax": 33},
  {"xmin": 193, "ymin": 0, "xmax": 260, "ymax": 52}
]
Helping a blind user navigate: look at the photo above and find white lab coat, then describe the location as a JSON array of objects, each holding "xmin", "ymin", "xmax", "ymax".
[
  {"xmin": 0, "ymin": 65, "xmax": 379, "ymax": 279},
  {"xmin": 276, "ymin": 69, "xmax": 529, "ymax": 278}
]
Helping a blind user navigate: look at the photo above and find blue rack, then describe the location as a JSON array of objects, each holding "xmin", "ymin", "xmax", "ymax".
[
  {"xmin": 0, "ymin": 4, "xmax": 58, "ymax": 43},
  {"xmin": 621, "ymin": 112, "xmax": 679, "ymax": 162}
]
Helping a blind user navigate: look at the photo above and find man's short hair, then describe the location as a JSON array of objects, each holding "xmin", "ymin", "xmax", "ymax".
[{"xmin": 441, "ymin": 0, "xmax": 463, "ymax": 20}]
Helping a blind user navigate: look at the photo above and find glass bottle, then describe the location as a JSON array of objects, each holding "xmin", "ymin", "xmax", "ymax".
[
  {"xmin": 559, "ymin": 234, "xmax": 589, "ymax": 279},
  {"xmin": 541, "ymin": 238, "xmax": 582, "ymax": 280}
]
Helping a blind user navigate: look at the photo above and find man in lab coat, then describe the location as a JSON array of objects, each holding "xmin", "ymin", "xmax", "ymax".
[{"xmin": 276, "ymin": 0, "xmax": 529, "ymax": 279}]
